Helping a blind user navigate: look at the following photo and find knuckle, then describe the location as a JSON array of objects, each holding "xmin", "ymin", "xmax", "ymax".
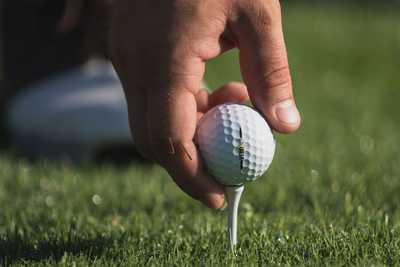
[
  {"xmin": 261, "ymin": 65, "xmax": 292, "ymax": 93},
  {"xmin": 237, "ymin": 0, "xmax": 281, "ymax": 27}
]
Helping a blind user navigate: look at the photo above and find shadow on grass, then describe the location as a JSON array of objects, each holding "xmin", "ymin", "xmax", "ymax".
[
  {"xmin": 0, "ymin": 144, "xmax": 154, "ymax": 172},
  {"xmin": 0, "ymin": 234, "xmax": 115, "ymax": 264}
]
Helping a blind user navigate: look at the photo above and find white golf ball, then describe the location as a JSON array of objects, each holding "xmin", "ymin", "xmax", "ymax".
[{"xmin": 196, "ymin": 103, "xmax": 276, "ymax": 186}]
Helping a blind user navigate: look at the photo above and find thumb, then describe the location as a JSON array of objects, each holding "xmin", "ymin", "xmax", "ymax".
[{"xmin": 232, "ymin": 0, "xmax": 300, "ymax": 133}]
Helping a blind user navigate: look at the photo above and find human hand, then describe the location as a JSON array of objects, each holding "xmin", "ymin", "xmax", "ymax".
[{"xmin": 110, "ymin": 0, "xmax": 301, "ymax": 209}]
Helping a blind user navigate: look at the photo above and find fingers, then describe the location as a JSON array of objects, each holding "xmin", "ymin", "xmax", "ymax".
[
  {"xmin": 157, "ymin": 138, "xmax": 225, "ymax": 209},
  {"xmin": 120, "ymin": 78, "xmax": 153, "ymax": 161},
  {"xmin": 149, "ymin": 88, "xmax": 225, "ymax": 209},
  {"xmin": 231, "ymin": 0, "xmax": 301, "ymax": 133},
  {"xmin": 110, "ymin": 31, "xmax": 154, "ymax": 161},
  {"xmin": 110, "ymin": 0, "xmax": 225, "ymax": 209},
  {"xmin": 209, "ymin": 82, "xmax": 249, "ymax": 108},
  {"xmin": 196, "ymin": 82, "xmax": 250, "ymax": 114}
]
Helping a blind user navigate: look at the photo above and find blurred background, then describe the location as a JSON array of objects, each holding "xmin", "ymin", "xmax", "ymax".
[
  {"xmin": 0, "ymin": 0, "xmax": 399, "ymax": 157},
  {"xmin": 0, "ymin": 1, "xmax": 399, "ymax": 264}
]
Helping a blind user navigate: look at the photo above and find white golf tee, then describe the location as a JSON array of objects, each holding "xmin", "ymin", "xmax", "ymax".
[{"xmin": 225, "ymin": 185, "xmax": 245, "ymax": 252}]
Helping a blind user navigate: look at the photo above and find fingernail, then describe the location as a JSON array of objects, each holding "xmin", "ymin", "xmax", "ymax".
[{"xmin": 275, "ymin": 101, "xmax": 300, "ymax": 124}]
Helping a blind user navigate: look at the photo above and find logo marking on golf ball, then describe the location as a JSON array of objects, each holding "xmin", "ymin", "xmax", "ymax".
[{"xmin": 239, "ymin": 127, "xmax": 245, "ymax": 172}]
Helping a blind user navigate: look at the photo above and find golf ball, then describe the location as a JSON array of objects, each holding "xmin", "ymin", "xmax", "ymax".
[{"xmin": 196, "ymin": 103, "xmax": 276, "ymax": 186}]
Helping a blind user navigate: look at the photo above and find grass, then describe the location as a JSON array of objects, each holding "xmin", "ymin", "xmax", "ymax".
[{"xmin": 1, "ymin": 4, "xmax": 400, "ymax": 266}]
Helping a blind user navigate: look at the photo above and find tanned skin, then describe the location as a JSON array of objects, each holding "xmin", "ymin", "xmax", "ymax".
[{"xmin": 60, "ymin": 0, "xmax": 301, "ymax": 209}]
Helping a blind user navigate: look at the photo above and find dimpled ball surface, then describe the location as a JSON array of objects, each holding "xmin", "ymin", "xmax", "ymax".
[{"xmin": 196, "ymin": 103, "xmax": 276, "ymax": 186}]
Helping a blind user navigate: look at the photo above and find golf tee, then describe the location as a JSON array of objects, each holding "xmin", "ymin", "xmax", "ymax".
[{"xmin": 225, "ymin": 185, "xmax": 245, "ymax": 252}]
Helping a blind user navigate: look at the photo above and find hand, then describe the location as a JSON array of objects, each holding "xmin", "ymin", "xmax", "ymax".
[{"xmin": 110, "ymin": 0, "xmax": 301, "ymax": 209}]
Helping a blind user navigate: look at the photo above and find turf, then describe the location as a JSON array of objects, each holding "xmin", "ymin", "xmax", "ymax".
[{"xmin": 1, "ymin": 5, "xmax": 400, "ymax": 266}]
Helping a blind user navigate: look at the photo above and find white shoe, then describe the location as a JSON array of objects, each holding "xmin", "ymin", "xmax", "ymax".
[{"xmin": 6, "ymin": 59, "xmax": 133, "ymax": 161}]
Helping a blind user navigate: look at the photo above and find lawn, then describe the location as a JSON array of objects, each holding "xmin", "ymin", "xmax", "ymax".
[{"xmin": 1, "ymin": 4, "xmax": 400, "ymax": 266}]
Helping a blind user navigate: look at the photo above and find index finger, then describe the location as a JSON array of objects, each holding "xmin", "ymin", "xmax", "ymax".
[{"xmin": 148, "ymin": 83, "xmax": 225, "ymax": 209}]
